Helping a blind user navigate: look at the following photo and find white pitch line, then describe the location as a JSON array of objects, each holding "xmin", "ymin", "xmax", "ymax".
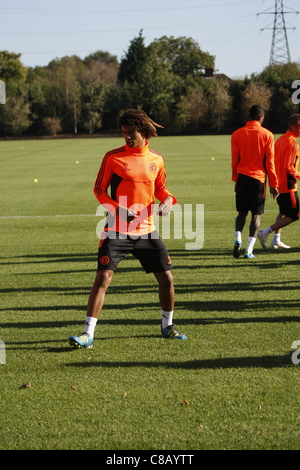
[
  {"xmin": 0, "ymin": 209, "xmax": 278, "ymax": 220},
  {"xmin": 0, "ymin": 214, "xmax": 96, "ymax": 219}
]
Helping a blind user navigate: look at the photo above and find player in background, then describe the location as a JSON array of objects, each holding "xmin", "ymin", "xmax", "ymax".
[
  {"xmin": 258, "ymin": 114, "xmax": 300, "ymax": 250},
  {"xmin": 231, "ymin": 105, "xmax": 279, "ymax": 259},
  {"xmin": 68, "ymin": 109, "xmax": 188, "ymax": 349}
]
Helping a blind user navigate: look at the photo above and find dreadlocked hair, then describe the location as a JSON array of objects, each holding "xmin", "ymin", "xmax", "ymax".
[{"xmin": 118, "ymin": 109, "xmax": 164, "ymax": 139}]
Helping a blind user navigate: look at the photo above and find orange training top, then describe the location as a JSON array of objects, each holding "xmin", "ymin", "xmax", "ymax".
[
  {"xmin": 275, "ymin": 130, "xmax": 300, "ymax": 193},
  {"xmin": 231, "ymin": 120, "xmax": 278, "ymax": 187},
  {"xmin": 94, "ymin": 142, "xmax": 177, "ymax": 237}
]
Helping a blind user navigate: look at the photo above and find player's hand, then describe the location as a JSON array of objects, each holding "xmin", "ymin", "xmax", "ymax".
[
  {"xmin": 156, "ymin": 196, "xmax": 173, "ymax": 216},
  {"xmin": 270, "ymin": 187, "xmax": 279, "ymax": 199},
  {"xmin": 117, "ymin": 205, "xmax": 138, "ymax": 223}
]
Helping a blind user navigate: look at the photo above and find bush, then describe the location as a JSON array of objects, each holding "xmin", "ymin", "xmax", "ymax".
[{"xmin": 42, "ymin": 117, "xmax": 62, "ymax": 136}]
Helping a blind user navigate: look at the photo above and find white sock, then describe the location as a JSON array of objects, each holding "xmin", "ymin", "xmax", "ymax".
[
  {"xmin": 161, "ymin": 310, "xmax": 173, "ymax": 329},
  {"xmin": 262, "ymin": 227, "xmax": 272, "ymax": 236},
  {"xmin": 85, "ymin": 316, "xmax": 98, "ymax": 339},
  {"xmin": 273, "ymin": 233, "xmax": 280, "ymax": 244},
  {"xmin": 235, "ymin": 231, "xmax": 242, "ymax": 242},
  {"xmin": 246, "ymin": 237, "xmax": 256, "ymax": 254}
]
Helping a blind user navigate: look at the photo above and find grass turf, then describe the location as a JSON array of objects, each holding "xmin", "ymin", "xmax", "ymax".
[{"xmin": 0, "ymin": 136, "xmax": 300, "ymax": 450}]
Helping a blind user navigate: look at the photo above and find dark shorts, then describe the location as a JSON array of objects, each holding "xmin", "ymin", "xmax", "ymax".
[
  {"xmin": 236, "ymin": 174, "xmax": 265, "ymax": 215},
  {"xmin": 97, "ymin": 231, "xmax": 172, "ymax": 274},
  {"xmin": 277, "ymin": 192, "xmax": 300, "ymax": 220}
]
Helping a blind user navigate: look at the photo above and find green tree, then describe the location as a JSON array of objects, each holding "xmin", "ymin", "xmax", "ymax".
[
  {"xmin": 118, "ymin": 47, "xmax": 180, "ymax": 127},
  {"xmin": 174, "ymin": 84, "xmax": 209, "ymax": 130},
  {"xmin": 46, "ymin": 56, "xmax": 84, "ymax": 133},
  {"xmin": 0, "ymin": 51, "xmax": 27, "ymax": 82},
  {"xmin": 0, "ymin": 85, "xmax": 31, "ymax": 136},
  {"xmin": 118, "ymin": 30, "xmax": 147, "ymax": 85},
  {"xmin": 150, "ymin": 36, "xmax": 215, "ymax": 80},
  {"xmin": 0, "ymin": 51, "xmax": 30, "ymax": 135},
  {"xmin": 84, "ymin": 51, "xmax": 118, "ymax": 67},
  {"xmin": 259, "ymin": 62, "xmax": 300, "ymax": 129},
  {"xmin": 241, "ymin": 81, "xmax": 272, "ymax": 123},
  {"xmin": 80, "ymin": 76, "xmax": 107, "ymax": 133},
  {"xmin": 117, "ymin": 33, "xmax": 216, "ymax": 130},
  {"xmin": 80, "ymin": 54, "xmax": 118, "ymax": 133},
  {"xmin": 27, "ymin": 67, "xmax": 54, "ymax": 134},
  {"xmin": 207, "ymin": 79, "xmax": 233, "ymax": 131},
  {"xmin": 28, "ymin": 51, "xmax": 119, "ymax": 135}
]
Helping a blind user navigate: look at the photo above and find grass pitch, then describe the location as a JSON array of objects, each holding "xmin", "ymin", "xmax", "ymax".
[{"xmin": 0, "ymin": 135, "xmax": 300, "ymax": 450}]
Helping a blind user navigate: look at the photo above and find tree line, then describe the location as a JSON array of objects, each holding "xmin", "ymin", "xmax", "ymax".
[{"xmin": 0, "ymin": 30, "xmax": 299, "ymax": 137}]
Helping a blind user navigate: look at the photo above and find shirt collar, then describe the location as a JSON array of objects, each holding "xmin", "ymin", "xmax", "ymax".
[
  {"xmin": 125, "ymin": 141, "xmax": 149, "ymax": 154},
  {"xmin": 246, "ymin": 120, "xmax": 262, "ymax": 127},
  {"xmin": 286, "ymin": 129, "xmax": 298, "ymax": 139}
]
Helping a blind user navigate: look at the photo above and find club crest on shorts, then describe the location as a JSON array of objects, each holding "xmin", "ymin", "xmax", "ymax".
[{"xmin": 100, "ymin": 256, "xmax": 110, "ymax": 265}]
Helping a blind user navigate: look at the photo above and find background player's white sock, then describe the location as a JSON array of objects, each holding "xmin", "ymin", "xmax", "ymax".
[
  {"xmin": 85, "ymin": 316, "xmax": 98, "ymax": 339},
  {"xmin": 246, "ymin": 237, "xmax": 256, "ymax": 254},
  {"xmin": 262, "ymin": 227, "xmax": 272, "ymax": 236},
  {"xmin": 161, "ymin": 310, "xmax": 173, "ymax": 329},
  {"xmin": 235, "ymin": 231, "xmax": 242, "ymax": 242}
]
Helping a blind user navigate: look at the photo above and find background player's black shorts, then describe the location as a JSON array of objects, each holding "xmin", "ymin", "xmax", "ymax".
[
  {"xmin": 236, "ymin": 174, "xmax": 265, "ymax": 215},
  {"xmin": 97, "ymin": 231, "xmax": 172, "ymax": 273},
  {"xmin": 277, "ymin": 191, "xmax": 300, "ymax": 220}
]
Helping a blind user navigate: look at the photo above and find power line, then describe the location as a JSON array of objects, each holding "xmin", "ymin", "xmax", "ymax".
[
  {"xmin": 258, "ymin": 0, "xmax": 299, "ymax": 65},
  {"xmin": 0, "ymin": 2, "xmax": 261, "ymax": 15}
]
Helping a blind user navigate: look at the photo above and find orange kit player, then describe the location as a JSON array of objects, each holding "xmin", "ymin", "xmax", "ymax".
[
  {"xmin": 258, "ymin": 114, "xmax": 300, "ymax": 250},
  {"xmin": 69, "ymin": 109, "xmax": 188, "ymax": 349},
  {"xmin": 231, "ymin": 105, "xmax": 279, "ymax": 259}
]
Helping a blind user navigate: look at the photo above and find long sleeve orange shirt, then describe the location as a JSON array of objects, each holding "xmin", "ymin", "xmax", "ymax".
[
  {"xmin": 274, "ymin": 130, "xmax": 300, "ymax": 194},
  {"xmin": 94, "ymin": 142, "xmax": 177, "ymax": 237},
  {"xmin": 231, "ymin": 120, "xmax": 278, "ymax": 187}
]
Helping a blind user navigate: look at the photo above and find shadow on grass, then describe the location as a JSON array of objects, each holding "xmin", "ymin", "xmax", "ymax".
[
  {"xmin": 64, "ymin": 354, "xmax": 293, "ymax": 369},
  {"xmin": 0, "ymin": 253, "xmax": 96, "ymax": 265},
  {"xmin": 0, "ymin": 279, "xmax": 299, "ymax": 304},
  {"xmin": 1, "ymin": 312, "xmax": 300, "ymax": 330}
]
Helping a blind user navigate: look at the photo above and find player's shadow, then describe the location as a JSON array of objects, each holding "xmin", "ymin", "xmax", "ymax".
[
  {"xmin": 65, "ymin": 354, "xmax": 293, "ymax": 370},
  {"xmin": 0, "ymin": 252, "xmax": 96, "ymax": 264},
  {"xmin": 167, "ymin": 248, "xmax": 300, "ymax": 270},
  {"xmin": 2, "ymin": 309, "xmax": 300, "ymax": 331}
]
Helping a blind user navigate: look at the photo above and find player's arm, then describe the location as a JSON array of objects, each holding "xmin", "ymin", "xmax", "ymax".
[
  {"xmin": 265, "ymin": 137, "xmax": 279, "ymax": 198},
  {"xmin": 117, "ymin": 205, "xmax": 138, "ymax": 223},
  {"xmin": 286, "ymin": 141, "xmax": 300, "ymax": 181},
  {"xmin": 157, "ymin": 195, "xmax": 174, "ymax": 216},
  {"xmin": 231, "ymin": 134, "xmax": 240, "ymax": 183},
  {"xmin": 265, "ymin": 135, "xmax": 278, "ymax": 189},
  {"xmin": 94, "ymin": 155, "xmax": 138, "ymax": 221},
  {"xmin": 154, "ymin": 163, "xmax": 177, "ymax": 215},
  {"xmin": 94, "ymin": 154, "xmax": 119, "ymax": 213}
]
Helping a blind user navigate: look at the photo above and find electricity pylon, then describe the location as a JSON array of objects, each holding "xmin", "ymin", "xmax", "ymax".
[{"xmin": 258, "ymin": 0, "xmax": 299, "ymax": 65}]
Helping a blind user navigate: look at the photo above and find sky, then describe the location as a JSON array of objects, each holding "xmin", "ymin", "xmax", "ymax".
[{"xmin": 0, "ymin": 0, "xmax": 299, "ymax": 79}]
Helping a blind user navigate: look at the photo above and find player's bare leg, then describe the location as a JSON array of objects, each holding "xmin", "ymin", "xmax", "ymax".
[
  {"xmin": 235, "ymin": 211, "xmax": 248, "ymax": 233},
  {"xmin": 244, "ymin": 213, "xmax": 260, "ymax": 258},
  {"xmin": 259, "ymin": 214, "xmax": 293, "ymax": 249},
  {"xmin": 233, "ymin": 211, "xmax": 247, "ymax": 258},
  {"xmin": 68, "ymin": 270, "xmax": 113, "ymax": 349},
  {"xmin": 154, "ymin": 271, "xmax": 174, "ymax": 312},
  {"xmin": 87, "ymin": 270, "xmax": 114, "ymax": 318}
]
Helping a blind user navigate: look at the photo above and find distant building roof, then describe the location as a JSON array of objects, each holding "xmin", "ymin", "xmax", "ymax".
[{"xmin": 204, "ymin": 67, "xmax": 233, "ymax": 82}]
